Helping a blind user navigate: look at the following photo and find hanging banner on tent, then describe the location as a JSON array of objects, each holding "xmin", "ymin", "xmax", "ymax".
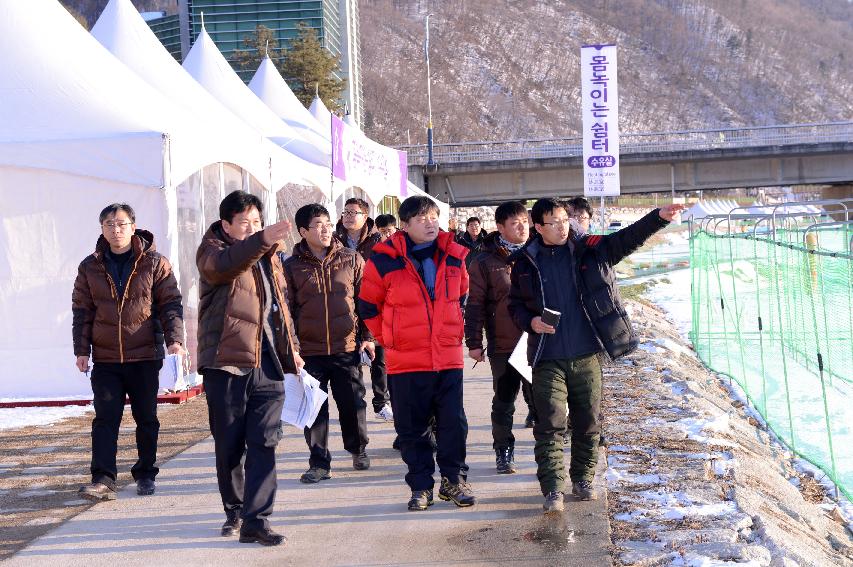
[
  {"xmin": 581, "ymin": 44, "xmax": 620, "ymax": 197},
  {"xmin": 331, "ymin": 114, "xmax": 408, "ymax": 202}
]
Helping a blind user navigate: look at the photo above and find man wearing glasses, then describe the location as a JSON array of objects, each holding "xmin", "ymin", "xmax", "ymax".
[
  {"xmin": 359, "ymin": 196, "xmax": 476, "ymax": 511},
  {"xmin": 72, "ymin": 203, "xmax": 185, "ymax": 502},
  {"xmin": 335, "ymin": 198, "xmax": 393, "ymax": 424},
  {"xmin": 285, "ymin": 204, "xmax": 373, "ymax": 484},
  {"xmin": 509, "ymin": 197, "xmax": 684, "ymax": 513}
]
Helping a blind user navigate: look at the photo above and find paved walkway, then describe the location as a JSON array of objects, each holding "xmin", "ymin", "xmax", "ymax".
[{"xmin": 5, "ymin": 364, "xmax": 611, "ymax": 566}]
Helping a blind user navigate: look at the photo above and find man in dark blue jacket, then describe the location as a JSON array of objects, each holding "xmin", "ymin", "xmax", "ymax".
[{"xmin": 508, "ymin": 198, "xmax": 683, "ymax": 513}]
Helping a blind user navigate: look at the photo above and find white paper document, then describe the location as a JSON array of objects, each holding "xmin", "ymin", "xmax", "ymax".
[
  {"xmin": 508, "ymin": 332, "xmax": 533, "ymax": 384},
  {"xmin": 282, "ymin": 369, "xmax": 328, "ymax": 429},
  {"xmin": 158, "ymin": 353, "xmax": 185, "ymax": 392}
]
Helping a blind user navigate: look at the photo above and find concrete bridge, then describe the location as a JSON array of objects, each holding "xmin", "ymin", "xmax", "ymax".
[{"xmin": 402, "ymin": 122, "xmax": 853, "ymax": 206}]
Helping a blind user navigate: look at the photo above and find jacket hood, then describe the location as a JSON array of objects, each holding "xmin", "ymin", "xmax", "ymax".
[
  {"xmin": 374, "ymin": 229, "xmax": 468, "ymax": 262},
  {"xmin": 335, "ymin": 217, "xmax": 377, "ymax": 245},
  {"xmin": 94, "ymin": 228, "xmax": 155, "ymax": 258}
]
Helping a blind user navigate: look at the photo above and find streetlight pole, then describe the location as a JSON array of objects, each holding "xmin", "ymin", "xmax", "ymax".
[{"xmin": 425, "ymin": 13, "xmax": 434, "ymax": 168}]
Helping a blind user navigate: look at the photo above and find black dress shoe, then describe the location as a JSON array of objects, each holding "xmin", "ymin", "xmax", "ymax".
[
  {"xmin": 136, "ymin": 478, "xmax": 155, "ymax": 496},
  {"xmin": 221, "ymin": 511, "xmax": 242, "ymax": 537},
  {"xmin": 239, "ymin": 526, "xmax": 286, "ymax": 546}
]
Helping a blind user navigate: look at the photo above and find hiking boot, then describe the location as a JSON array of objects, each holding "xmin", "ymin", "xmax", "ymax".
[
  {"xmin": 543, "ymin": 491, "xmax": 565, "ymax": 513},
  {"xmin": 136, "ymin": 478, "xmax": 155, "ymax": 496},
  {"xmin": 524, "ymin": 412, "xmax": 537, "ymax": 428},
  {"xmin": 375, "ymin": 404, "xmax": 394, "ymax": 422},
  {"xmin": 495, "ymin": 447, "xmax": 516, "ymax": 474},
  {"xmin": 407, "ymin": 489, "xmax": 434, "ymax": 511},
  {"xmin": 438, "ymin": 477, "xmax": 476, "ymax": 507},
  {"xmin": 353, "ymin": 450, "xmax": 371, "ymax": 471},
  {"xmin": 78, "ymin": 482, "xmax": 116, "ymax": 502},
  {"xmin": 572, "ymin": 480, "xmax": 597, "ymax": 501},
  {"xmin": 299, "ymin": 467, "xmax": 331, "ymax": 484},
  {"xmin": 239, "ymin": 526, "xmax": 286, "ymax": 546},
  {"xmin": 221, "ymin": 510, "xmax": 242, "ymax": 537}
]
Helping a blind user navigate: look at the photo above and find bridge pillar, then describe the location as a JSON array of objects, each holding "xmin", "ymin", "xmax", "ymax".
[{"xmin": 822, "ymin": 185, "xmax": 853, "ymax": 221}]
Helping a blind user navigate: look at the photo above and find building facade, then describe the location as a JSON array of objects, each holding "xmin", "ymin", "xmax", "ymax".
[{"xmin": 146, "ymin": 0, "xmax": 363, "ymax": 126}]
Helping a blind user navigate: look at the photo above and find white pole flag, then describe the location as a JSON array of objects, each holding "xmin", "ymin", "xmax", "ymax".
[{"xmin": 581, "ymin": 44, "xmax": 620, "ymax": 197}]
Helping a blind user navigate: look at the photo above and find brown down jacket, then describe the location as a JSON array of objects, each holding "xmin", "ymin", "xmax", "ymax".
[
  {"xmin": 72, "ymin": 230, "xmax": 184, "ymax": 363},
  {"xmin": 464, "ymin": 231, "xmax": 523, "ymax": 355},
  {"xmin": 196, "ymin": 221, "xmax": 299, "ymax": 374},
  {"xmin": 282, "ymin": 238, "xmax": 372, "ymax": 357}
]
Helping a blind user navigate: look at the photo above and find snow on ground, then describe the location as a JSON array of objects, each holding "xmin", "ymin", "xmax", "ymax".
[{"xmin": 0, "ymin": 406, "xmax": 93, "ymax": 431}]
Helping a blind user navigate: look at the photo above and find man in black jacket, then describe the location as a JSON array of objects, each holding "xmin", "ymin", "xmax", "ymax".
[{"xmin": 508, "ymin": 198, "xmax": 683, "ymax": 513}]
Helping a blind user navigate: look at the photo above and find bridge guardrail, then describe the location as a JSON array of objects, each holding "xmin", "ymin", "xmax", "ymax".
[{"xmin": 399, "ymin": 121, "xmax": 853, "ymax": 165}]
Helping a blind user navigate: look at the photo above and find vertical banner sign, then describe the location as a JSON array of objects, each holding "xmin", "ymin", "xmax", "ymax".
[
  {"xmin": 331, "ymin": 114, "xmax": 408, "ymax": 204},
  {"xmin": 581, "ymin": 44, "xmax": 620, "ymax": 197}
]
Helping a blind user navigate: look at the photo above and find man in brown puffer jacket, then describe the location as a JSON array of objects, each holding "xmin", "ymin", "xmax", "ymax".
[
  {"xmin": 196, "ymin": 191, "xmax": 303, "ymax": 547},
  {"xmin": 72, "ymin": 203, "xmax": 185, "ymax": 502},
  {"xmin": 285, "ymin": 203, "xmax": 373, "ymax": 484},
  {"xmin": 464, "ymin": 201, "xmax": 537, "ymax": 476}
]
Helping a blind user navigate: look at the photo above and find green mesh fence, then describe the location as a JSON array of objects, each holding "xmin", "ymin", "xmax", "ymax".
[{"xmin": 690, "ymin": 221, "xmax": 853, "ymax": 500}]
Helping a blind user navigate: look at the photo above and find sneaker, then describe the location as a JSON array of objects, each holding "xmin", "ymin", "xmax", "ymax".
[
  {"xmin": 543, "ymin": 491, "xmax": 565, "ymax": 513},
  {"xmin": 407, "ymin": 490, "xmax": 434, "ymax": 511},
  {"xmin": 78, "ymin": 482, "xmax": 116, "ymax": 502},
  {"xmin": 375, "ymin": 404, "xmax": 394, "ymax": 422},
  {"xmin": 524, "ymin": 412, "xmax": 537, "ymax": 428},
  {"xmin": 495, "ymin": 447, "xmax": 516, "ymax": 474},
  {"xmin": 299, "ymin": 467, "xmax": 331, "ymax": 484},
  {"xmin": 571, "ymin": 480, "xmax": 597, "ymax": 501},
  {"xmin": 136, "ymin": 478, "xmax": 155, "ymax": 496},
  {"xmin": 438, "ymin": 477, "xmax": 476, "ymax": 507},
  {"xmin": 221, "ymin": 510, "xmax": 242, "ymax": 537},
  {"xmin": 353, "ymin": 450, "xmax": 370, "ymax": 471}
]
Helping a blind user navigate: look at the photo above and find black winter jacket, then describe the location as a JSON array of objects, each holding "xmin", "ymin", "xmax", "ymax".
[{"xmin": 508, "ymin": 209, "xmax": 669, "ymax": 366}]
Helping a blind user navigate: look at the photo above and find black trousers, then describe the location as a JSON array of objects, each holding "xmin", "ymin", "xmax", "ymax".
[
  {"xmin": 369, "ymin": 344, "xmax": 390, "ymax": 413},
  {"xmin": 303, "ymin": 352, "xmax": 369, "ymax": 470},
  {"xmin": 204, "ymin": 354, "xmax": 284, "ymax": 531},
  {"xmin": 89, "ymin": 360, "xmax": 162, "ymax": 488},
  {"xmin": 489, "ymin": 353, "xmax": 536, "ymax": 450},
  {"xmin": 389, "ymin": 369, "xmax": 468, "ymax": 491}
]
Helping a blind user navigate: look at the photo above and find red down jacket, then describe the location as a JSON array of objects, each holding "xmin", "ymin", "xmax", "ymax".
[{"xmin": 358, "ymin": 230, "xmax": 468, "ymax": 374}]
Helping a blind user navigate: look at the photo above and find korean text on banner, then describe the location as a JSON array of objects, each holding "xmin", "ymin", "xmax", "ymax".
[
  {"xmin": 581, "ymin": 44, "xmax": 620, "ymax": 197},
  {"xmin": 331, "ymin": 114, "xmax": 408, "ymax": 204}
]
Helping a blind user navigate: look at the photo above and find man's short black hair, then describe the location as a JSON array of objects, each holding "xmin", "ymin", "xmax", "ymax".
[
  {"xmin": 295, "ymin": 203, "xmax": 330, "ymax": 233},
  {"xmin": 466, "ymin": 217, "xmax": 481, "ymax": 227},
  {"xmin": 344, "ymin": 197, "xmax": 370, "ymax": 215},
  {"xmin": 220, "ymin": 190, "xmax": 263, "ymax": 224},
  {"xmin": 375, "ymin": 214, "xmax": 397, "ymax": 229},
  {"xmin": 99, "ymin": 203, "xmax": 136, "ymax": 225},
  {"xmin": 398, "ymin": 196, "xmax": 440, "ymax": 223},
  {"xmin": 567, "ymin": 196, "xmax": 593, "ymax": 219},
  {"xmin": 494, "ymin": 201, "xmax": 527, "ymax": 225},
  {"xmin": 531, "ymin": 198, "xmax": 563, "ymax": 226}
]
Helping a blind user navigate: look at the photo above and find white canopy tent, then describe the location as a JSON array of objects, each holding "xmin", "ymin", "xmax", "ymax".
[
  {"xmin": 248, "ymin": 56, "xmax": 332, "ymax": 150},
  {"xmin": 182, "ymin": 27, "xmax": 332, "ymax": 182},
  {"xmin": 0, "ymin": 0, "xmax": 278, "ymax": 398}
]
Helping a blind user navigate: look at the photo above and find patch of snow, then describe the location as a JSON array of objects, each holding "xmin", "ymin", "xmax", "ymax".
[{"xmin": 0, "ymin": 405, "xmax": 93, "ymax": 431}]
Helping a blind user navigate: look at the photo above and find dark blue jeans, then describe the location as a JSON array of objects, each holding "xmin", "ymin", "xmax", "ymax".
[
  {"xmin": 389, "ymin": 369, "xmax": 469, "ymax": 491},
  {"xmin": 90, "ymin": 360, "xmax": 162, "ymax": 488}
]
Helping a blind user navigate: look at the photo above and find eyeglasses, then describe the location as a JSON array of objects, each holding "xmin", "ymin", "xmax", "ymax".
[
  {"xmin": 342, "ymin": 210, "xmax": 365, "ymax": 218},
  {"xmin": 540, "ymin": 219, "xmax": 571, "ymax": 228},
  {"xmin": 308, "ymin": 222, "xmax": 334, "ymax": 231},
  {"xmin": 102, "ymin": 221, "xmax": 133, "ymax": 230}
]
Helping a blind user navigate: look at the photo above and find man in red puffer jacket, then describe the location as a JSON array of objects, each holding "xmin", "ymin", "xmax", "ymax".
[{"xmin": 359, "ymin": 196, "xmax": 476, "ymax": 511}]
